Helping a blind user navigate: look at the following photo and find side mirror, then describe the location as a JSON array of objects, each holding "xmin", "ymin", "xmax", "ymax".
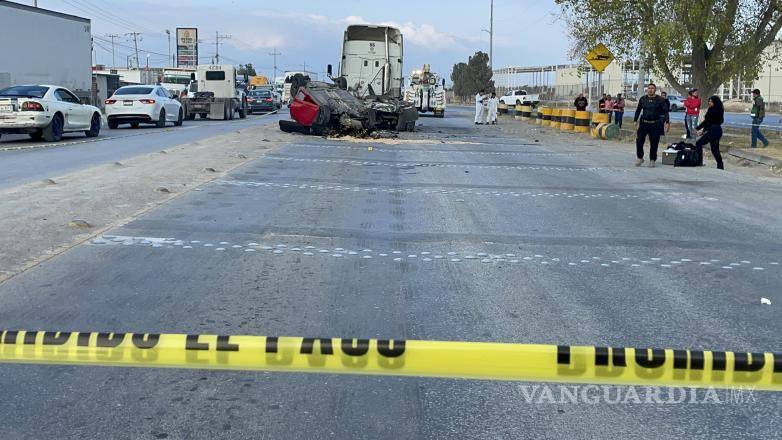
[{"xmin": 327, "ymin": 64, "xmax": 333, "ymax": 77}]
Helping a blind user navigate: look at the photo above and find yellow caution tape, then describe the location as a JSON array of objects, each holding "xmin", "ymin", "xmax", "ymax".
[{"xmin": 1, "ymin": 330, "xmax": 780, "ymax": 390}]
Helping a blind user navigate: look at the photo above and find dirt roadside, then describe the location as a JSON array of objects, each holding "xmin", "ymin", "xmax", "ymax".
[
  {"xmin": 0, "ymin": 122, "xmax": 288, "ymax": 283},
  {"xmin": 495, "ymin": 114, "xmax": 782, "ymax": 180}
]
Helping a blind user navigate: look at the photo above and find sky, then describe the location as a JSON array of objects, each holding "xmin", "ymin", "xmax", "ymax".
[{"xmin": 28, "ymin": 0, "xmax": 572, "ymax": 80}]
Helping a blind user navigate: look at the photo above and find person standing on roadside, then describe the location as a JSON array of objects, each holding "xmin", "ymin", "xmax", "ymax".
[
  {"xmin": 574, "ymin": 93, "xmax": 588, "ymax": 111},
  {"xmin": 751, "ymin": 88, "xmax": 769, "ymax": 148},
  {"xmin": 474, "ymin": 89, "xmax": 485, "ymax": 125},
  {"xmin": 613, "ymin": 93, "xmax": 625, "ymax": 128},
  {"xmin": 604, "ymin": 94, "xmax": 614, "ymax": 123},
  {"xmin": 598, "ymin": 93, "xmax": 607, "ymax": 114},
  {"xmin": 683, "ymin": 89, "xmax": 701, "ymax": 139},
  {"xmin": 633, "ymin": 83, "xmax": 669, "ymax": 167},
  {"xmin": 488, "ymin": 92, "xmax": 499, "ymax": 125},
  {"xmin": 695, "ymin": 96, "xmax": 725, "ymax": 170}
]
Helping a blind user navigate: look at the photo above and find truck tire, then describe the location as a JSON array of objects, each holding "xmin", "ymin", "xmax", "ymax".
[
  {"xmin": 42, "ymin": 113, "xmax": 64, "ymax": 142},
  {"xmin": 85, "ymin": 113, "xmax": 101, "ymax": 137},
  {"xmin": 186, "ymin": 113, "xmax": 195, "ymax": 121},
  {"xmin": 228, "ymin": 103, "xmax": 235, "ymax": 120},
  {"xmin": 239, "ymin": 102, "xmax": 247, "ymax": 119},
  {"xmin": 279, "ymin": 120, "xmax": 310, "ymax": 134},
  {"xmin": 156, "ymin": 109, "xmax": 166, "ymax": 128},
  {"xmin": 200, "ymin": 113, "xmax": 208, "ymax": 119},
  {"xmin": 223, "ymin": 104, "xmax": 229, "ymax": 120}
]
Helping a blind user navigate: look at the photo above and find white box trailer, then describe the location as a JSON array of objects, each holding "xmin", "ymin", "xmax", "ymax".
[{"xmin": 0, "ymin": 1, "xmax": 92, "ymax": 97}]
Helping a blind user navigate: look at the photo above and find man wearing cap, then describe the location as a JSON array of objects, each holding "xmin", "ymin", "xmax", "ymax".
[
  {"xmin": 751, "ymin": 88, "xmax": 770, "ymax": 148},
  {"xmin": 683, "ymin": 89, "xmax": 701, "ymax": 139}
]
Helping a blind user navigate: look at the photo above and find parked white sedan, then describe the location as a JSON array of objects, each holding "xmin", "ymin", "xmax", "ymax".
[
  {"xmin": 105, "ymin": 85, "xmax": 184, "ymax": 129},
  {"xmin": 0, "ymin": 84, "xmax": 102, "ymax": 142}
]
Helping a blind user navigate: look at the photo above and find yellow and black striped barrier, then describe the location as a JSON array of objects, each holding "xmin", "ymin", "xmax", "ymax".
[
  {"xmin": 550, "ymin": 108, "xmax": 561, "ymax": 129},
  {"xmin": 559, "ymin": 109, "xmax": 575, "ymax": 131},
  {"xmin": 574, "ymin": 110, "xmax": 591, "ymax": 133},
  {"xmin": 1, "ymin": 330, "xmax": 780, "ymax": 390},
  {"xmin": 591, "ymin": 122, "xmax": 620, "ymax": 140},
  {"xmin": 540, "ymin": 107, "xmax": 552, "ymax": 126}
]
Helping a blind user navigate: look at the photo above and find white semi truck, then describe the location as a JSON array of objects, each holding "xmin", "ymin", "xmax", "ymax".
[
  {"xmin": 180, "ymin": 65, "xmax": 247, "ymax": 120},
  {"xmin": 0, "ymin": 1, "xmax": 92, "ymax": 99},
  {"xmin": 404, "ymin": 64, "xmax": 446, "ymax": 117}
]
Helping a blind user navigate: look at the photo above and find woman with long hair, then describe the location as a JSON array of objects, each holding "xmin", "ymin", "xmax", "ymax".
[{"xmin": 695, "ymin": 96, "xmax": 725, "ymax": 170}]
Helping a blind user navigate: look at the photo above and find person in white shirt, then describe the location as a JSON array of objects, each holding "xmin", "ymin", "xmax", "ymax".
[
  {"xmin": 488, "ymin": 92, "xmax": 499, "ymax": 125},
  {"xmin": 474, "ymin": 90, "xmax": 485, "ymax": 125}
]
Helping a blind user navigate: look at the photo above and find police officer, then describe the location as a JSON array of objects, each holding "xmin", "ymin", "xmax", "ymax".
[{"xmin": 633, "ymin": 83, "xmax": 669, "ymax": 167}]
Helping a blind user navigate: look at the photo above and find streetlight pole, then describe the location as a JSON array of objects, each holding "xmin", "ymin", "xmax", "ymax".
[
  {"xmin": 489, "ymin": 0, "xmax": 493, "ymax": 71},
  {"xmin": 166, "ymin": 30, "xmax": 172, "ymax": 68}
]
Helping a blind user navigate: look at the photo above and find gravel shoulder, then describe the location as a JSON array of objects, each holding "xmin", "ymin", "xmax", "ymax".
[{"xmin": 0, "ymin": 122, "xmax": 287, "ymax": 283}]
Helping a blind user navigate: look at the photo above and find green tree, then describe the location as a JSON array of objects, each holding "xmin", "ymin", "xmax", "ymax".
[
  {"xmin": 556, "ymin": 0, "xmax": 782, "ymax": 98},
  {"xmin": 450, "ymin": 51, "xmax": 495, "ymax": 101},
  {"xmin": 237, "ymin": 63, "xmax": 257, "ymax": 77}
]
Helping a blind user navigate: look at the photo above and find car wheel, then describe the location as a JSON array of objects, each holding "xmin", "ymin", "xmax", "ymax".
[
  {"xmin": 108, "ymin": 119, "xmax": 119, "ymax": 129},
  {"xmin": 42, "ymin": 113, "xmax": 64, "ymax": 142},
  {"xmin": 29, "ymin": 130, "xmax": 44, "ymax": 140},
  {"xmin": 174, "ymin": 108, "xmax": 184, "ymax": 126},
  {"xmin": 279, "ymin": 119, "xmax": 310, "ymax": 134},
  {"xmin": 130, "ymin": 122, "xmax": 140, "ymax": 128},
  {"xmin": 85, "ymin": 113, "xmax": 101, "ymax": 137},
  {"xmin": 516, "ymin": 100, "xmax": 521, "ymax": 106},
  {"xmin": 156, "ymin": 109, "xmax": 166, "ymax": 128},
  {"xmin": 200, "ymin": 113, "xmax": 208, "ymax": 119}
]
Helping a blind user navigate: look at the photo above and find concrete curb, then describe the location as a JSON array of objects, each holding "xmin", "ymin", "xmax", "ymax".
[{"xmin": 728, "ymin": 149, "xmax": 782, "ymax": 167}]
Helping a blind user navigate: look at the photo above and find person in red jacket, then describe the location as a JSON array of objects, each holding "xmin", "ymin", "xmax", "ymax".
[{"xmin": 683, "ymin": 89, "xmax": 701, "ymax": 139}]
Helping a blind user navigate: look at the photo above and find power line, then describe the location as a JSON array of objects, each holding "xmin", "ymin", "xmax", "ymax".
[
  {"xmin": 72, "ymin": 0, "xmax": 157, "ymax": 34},
  {"xmin": 126, "ymin": 32, "xmax": 141, "ymax": 69}
]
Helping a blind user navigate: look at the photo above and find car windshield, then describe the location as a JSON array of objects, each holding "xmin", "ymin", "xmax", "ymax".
[
  {"xmin": 115, "ymin": 87, "xmax": 154, "ymax": 95},
  {"xmin": 0, "ymin": 85, "xmax": 49, "ymax": 98},
  {"xmin": 250, "ymin": 91, "xmax": 271, "ymax": 97}
]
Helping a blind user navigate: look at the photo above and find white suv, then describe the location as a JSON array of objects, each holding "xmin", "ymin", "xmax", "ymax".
[{"xmin": 105, "ymin": 85, "xmax": 184, "ymax": 129}]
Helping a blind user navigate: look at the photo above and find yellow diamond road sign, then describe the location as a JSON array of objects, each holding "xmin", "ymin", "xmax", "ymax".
[{"xmin": 586, "ymin": 44, "xmax": 614, "ymax": 73}]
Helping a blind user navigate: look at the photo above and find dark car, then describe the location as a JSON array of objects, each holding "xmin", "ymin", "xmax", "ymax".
[{"xmin": 247, "ymin": 90, "xmax": 277, "ymax": 113}]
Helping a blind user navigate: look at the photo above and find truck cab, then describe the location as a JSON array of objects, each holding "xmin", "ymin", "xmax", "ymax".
[
  {"xmin": 181, "ymin": 65, "xmax": 246, "ymax": 120},
  {"xmin": 337, "ymin": 25, "xmax": 404, "ymax": 99}
]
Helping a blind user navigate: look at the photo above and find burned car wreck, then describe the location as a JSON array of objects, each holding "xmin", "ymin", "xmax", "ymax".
[{"xmin": 279, "ymin": 74, "xmax": 418, "ymax": 136}]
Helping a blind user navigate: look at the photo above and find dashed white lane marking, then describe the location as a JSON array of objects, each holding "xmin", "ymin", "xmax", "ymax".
[
  {"xmin": 287, "ymin": 143, "xmax": 580, "ymax": 157},
  {"xmin": 265, "ymin": 155, "xmax": 632, "ymax": 173},
  {"xmin": 214, "ymin": 180, "xmax": 719, "ymax": 203},
  {"xmin": 93, "ymin": 235, "xmax": 774, "ymax": 272}
]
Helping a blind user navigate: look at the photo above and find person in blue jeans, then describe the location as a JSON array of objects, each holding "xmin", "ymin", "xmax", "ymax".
[
  {"xmin": 750, "ymin": 88, "xmax": 769, "ymax": 148},
  {"xmin": 695, "ymin": 96, "xmax": 725, "ymax": 170}
]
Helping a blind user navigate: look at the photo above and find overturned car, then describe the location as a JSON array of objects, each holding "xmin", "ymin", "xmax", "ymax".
[
  {"xmin": 280, "ymin": 75, "xmax": 418, "ymax": 136},
  {"xmin": 279, "ymin": 24, "xmax": 418, "ymax": 136}
]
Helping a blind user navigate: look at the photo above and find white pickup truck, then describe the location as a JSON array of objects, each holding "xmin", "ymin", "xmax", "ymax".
[{"xmin": 499, "ymin": 90, "xmax": 539, "ymax": 106}]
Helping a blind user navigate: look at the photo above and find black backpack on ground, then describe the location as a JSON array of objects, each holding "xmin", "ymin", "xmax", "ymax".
[{"xmin": 674, "ymin": 145, "xmax": 702, "ymax": 167}]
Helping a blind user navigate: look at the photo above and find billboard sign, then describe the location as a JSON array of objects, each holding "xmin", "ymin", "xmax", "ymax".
[{"xmin": 176, "ymin": 28, "xmax": 198, "ymax": 68}]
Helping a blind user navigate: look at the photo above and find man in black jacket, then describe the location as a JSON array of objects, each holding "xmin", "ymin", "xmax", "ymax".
[
  {"xmin": 633, "ymin": 83, "xmax": 669, "ymax": 167},
  {"xmin": 574, "ymin": 93, "xmax": 588, "ymax": 111}
]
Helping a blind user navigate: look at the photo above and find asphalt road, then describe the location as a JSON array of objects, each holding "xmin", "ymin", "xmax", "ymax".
[
  {"xmin": 0, "ymin": 111, "xmax": 284, "ymax": 189},
  {"xmin": 0, "ymin": 106, "xmax": 780, "ymax": 438}
]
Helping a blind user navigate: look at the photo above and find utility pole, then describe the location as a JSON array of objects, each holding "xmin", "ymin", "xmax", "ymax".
[
  {"xmin": 301, "ymin": 62, "xmax": 307, "ymax": 73},
  {"xmin": 126, "ymin": 32, "xmax": 141, "ymax": 69},
  {"xmin": 105, "ymin": 34, "xmax": 120, "ymax": 69},
  {"xmin": 214, "ymin": 32, "xmax": 231, "ymax": 64},
  {"xmin": 269, "ymin": 48, "xmax": 282, "ymax": 81}
]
